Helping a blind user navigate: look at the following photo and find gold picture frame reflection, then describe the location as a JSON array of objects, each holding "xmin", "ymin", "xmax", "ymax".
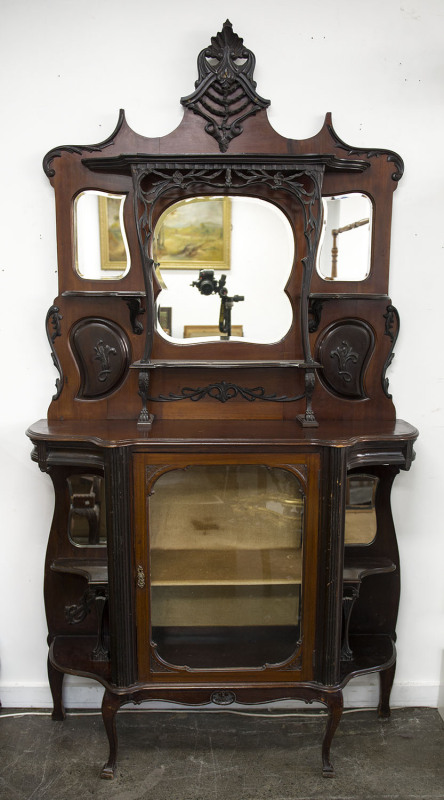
[
  {"xmin": 154, "ymin": 196, "xmax": 231, "ymax": 270},
  {"xmin": 99, "ymin": 195, "xmax": 127, "ymax": 270}
]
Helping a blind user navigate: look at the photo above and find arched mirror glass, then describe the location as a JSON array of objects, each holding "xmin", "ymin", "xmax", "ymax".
[
  {"xmin": 344, "ymin": 474, "xmax": 378, "ymax": 545},
  {"xmin": 74, "ymin": 191, "xmax": 130, "ymax": 280},
  {"xmin": 153, "ymin": 196, "xmax": 294, "ymax": 343},
  {"xmin": 317, "ymin": 193, "xmax": 372, "ymax": 281}
]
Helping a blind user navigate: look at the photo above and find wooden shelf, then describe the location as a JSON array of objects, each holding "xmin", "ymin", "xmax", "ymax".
[
  {"xmin": 131, "ymin": 359, "xmax": 321, "ymax": 370},
  {"xmin": 340, "ymin": 634, "xmax": 395, "ymax": 685},
  {"xmin": 50, "ymin": 558, "xmax": 108, "ymax": 584},
  {"xmin": 151, "ymin": 547, "xmax": 302, "ymax": 586},
  {"xmin": 152, "ymin": 624, "xmax": 301, "ymax": 670},
  {"xmin": 50, "ymin": 636, "xmax": 111, "ymax": 683},
  {"xmin": 343, "ymin": 557, "xmax": 395, "ymax": 584}
]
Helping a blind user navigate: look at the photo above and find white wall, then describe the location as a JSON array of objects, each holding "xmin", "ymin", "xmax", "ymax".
[{"xmin": 1, "ymin": 0, "xmax": 443, "ymax": 709}]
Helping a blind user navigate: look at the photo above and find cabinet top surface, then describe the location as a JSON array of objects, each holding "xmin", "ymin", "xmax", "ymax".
[{"xmin": 27, "ymin": 418, "xmax": 418, "ymax": 449}]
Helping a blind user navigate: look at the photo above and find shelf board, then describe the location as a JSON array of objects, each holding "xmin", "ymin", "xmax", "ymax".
[
  {"xmin": 151, "ymin": 548, "xmax": 302, "ymax": 586},
  {"xmin": 50, "ymin": 558, "xmax": 108, "ymax": 584},
  {"xmin": 343, "ymin": 557, "xmax": 395, "ymax": 584},
  {"xmin": 50, "ymin": 635, "xmax": 111, "ymax": 683},
  {"xmin": 151, "ymin": 624, "xmax": 300, "ymax": 670},
  {"xmin": 82, "ymin": 153, "xmax": 370, "ymax": 174},
  {"xmin": 131, "ymin": 359, "xmax": 321, "ymax": 370},
  {"xmin": 340, "ymin": 634, "xmax": 395, "ymax": 685}
]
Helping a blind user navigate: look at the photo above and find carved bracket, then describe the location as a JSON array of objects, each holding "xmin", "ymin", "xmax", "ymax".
[
  {"xmin": 45, "ymin": 305, "xmax": 64, "ymax": 401},
  {"xmin": 65, "ymin": 587, "xmax": 109, "ymax": 662},
  {"xmin": 125, "ymin": 297, "xmax": 145, "ymax": 335},
  {"xmin": 341, "ymin": 585, "xmax": 360, "ymax": 661},
  {"xmin": 308, "ymin": 298, "xmax": 325, "ymax": 333},
  {"xmin": 382, "ymin": 305, "xmax": 400, "ymax": 399}
]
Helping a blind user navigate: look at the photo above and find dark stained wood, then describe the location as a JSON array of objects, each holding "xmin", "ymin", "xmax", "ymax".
[{"xmin": 28, "ymin": 20, "xmax": 417, "ymax": 780}]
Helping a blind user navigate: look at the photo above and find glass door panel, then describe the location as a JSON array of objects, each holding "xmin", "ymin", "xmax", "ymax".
[{"xmin": 149, "ymin": 464, "xmax": 304, "ymax": 669}]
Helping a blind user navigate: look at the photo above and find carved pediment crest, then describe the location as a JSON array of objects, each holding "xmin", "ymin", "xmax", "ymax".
[{"xmin": 181, "ymin": 19, "xmax": 270, "ymax": 152}]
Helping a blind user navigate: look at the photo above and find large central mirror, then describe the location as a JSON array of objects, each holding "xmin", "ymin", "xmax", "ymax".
[{"xmin": 153, "ymin": 196, "xmax": 295, "ymax": 344}]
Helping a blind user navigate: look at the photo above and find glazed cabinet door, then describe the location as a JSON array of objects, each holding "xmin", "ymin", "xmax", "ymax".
[{"xmin": 133, "ymin": 452, "xmax": 320, "ymax": 684}]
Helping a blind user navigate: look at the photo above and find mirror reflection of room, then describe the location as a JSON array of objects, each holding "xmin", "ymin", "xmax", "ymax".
[
  {"xmin": 344, "ymin": 474, "xmax": 378, "ymax": 545},
  {"xmin": 75, "ymin": 191, "xmax": 131, "ymax": 280},
  {"xmin": 317, "ymin": 194, "xmax": 372, "ymax": 281},
  {"xmin": 67, "ymin": 474, "xmax": 107, "ymax": 547},
  {"xmin": 153, "ymin": 196, "xmax": 294, "ymax": 344}
]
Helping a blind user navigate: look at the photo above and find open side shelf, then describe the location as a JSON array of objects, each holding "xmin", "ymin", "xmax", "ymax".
[
  {"xmin": 51, "ymin": 559, "xmax": 108, "ymax": 584},
  {"xmin": 343, "ymin": 557, "xmax": 395, "ymax": 584},
  {"xmin": 50, "ymin": 636, "xmax": 112, "ymax": 684},
  {"xmin": 340, "ymin": 635, "xmax": 395, "ymax": 685}
]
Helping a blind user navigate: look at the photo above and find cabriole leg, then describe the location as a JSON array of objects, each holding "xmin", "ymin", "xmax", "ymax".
[
  {"xmin": 322, "ymin": 690, "xmax": 343, "ymax": 777},
  {"xmin": 47, "ymin": 656, "xmax": 65, "ymax": 721},
  {"xmin": 378, "ymin": 661, "xmax": 396, "ymax": 719},
  {"xmin": 100, "ymin": 690, "xmax": 121, "ymax": 779}
]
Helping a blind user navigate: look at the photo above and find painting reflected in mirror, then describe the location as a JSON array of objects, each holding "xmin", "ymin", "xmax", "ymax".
[
  {"xmin": 154, "ymin": 196, "xmax": 294, "ymax": 344},
  {"xmin": 75, "ymin": 191, "xmax": 131, "ymax": 280}
]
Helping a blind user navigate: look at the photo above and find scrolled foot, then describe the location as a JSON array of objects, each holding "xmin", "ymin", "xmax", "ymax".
[
  {"xmin": 321, "ymin": 689, "xmax": 343, "ymax": 778},
  {"xmin": 101, "ymin": 762, "xmax": 116, "ymax": 780},
  {"xmin": 101, "ymin": 689, "xmax": 121, "ymax": 780},
  {"xmin": 322, "ymin": 762, "xmax": 336, "ymax": 778}
]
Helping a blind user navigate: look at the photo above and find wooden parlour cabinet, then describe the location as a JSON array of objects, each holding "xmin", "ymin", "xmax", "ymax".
[{"xmin": 27, "ymin": 21, "xmax": 418, "ymax": 778}]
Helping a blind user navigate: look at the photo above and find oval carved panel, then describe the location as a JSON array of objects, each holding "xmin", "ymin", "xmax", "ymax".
[
  {"xmin": 71, "ymin": 318, "xmax": 130, "ymax": 399},
  {"xmin": 316, "ymin": 320, "xmax": 374, "ymax": 399}
]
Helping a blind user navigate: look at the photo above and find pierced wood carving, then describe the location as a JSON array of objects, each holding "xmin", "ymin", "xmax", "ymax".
[
  {"xmin": 146, "ymin": 381, "xmax": 305, "ymax": 404},
  {"xmin": 181, "ymin": 20, "xmax": 270, "ymax": 152}
]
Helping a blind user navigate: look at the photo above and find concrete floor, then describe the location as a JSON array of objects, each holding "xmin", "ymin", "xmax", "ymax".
[{"xmin": 0, "ymin": 707, "xmax": 443, "ymax": 799}]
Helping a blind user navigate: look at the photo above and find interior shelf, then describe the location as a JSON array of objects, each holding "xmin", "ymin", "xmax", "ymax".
[
  {"xmin": 151, "ymin": 547, "xmax": 302, "ymax": 586},
  {"xmin": 151, "ymin": 624, "xmax": 301, "ymax": 670}
]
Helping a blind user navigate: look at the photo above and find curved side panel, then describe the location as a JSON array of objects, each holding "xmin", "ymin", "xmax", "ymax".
[
  {"xmin": 316, "ymin": 320, "xmax": 375, "ymax": 399},
  {"xmin": 71, "ymin": 318, "xmax": 130, "ymax": 399}
]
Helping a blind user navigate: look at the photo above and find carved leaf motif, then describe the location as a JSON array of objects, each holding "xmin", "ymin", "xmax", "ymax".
[
  {"xmin": 71, "ymin": 319, "xmax": 130, "ymax": 399},
  {"xmin": 316, "ymin": 321, "xmax": 375, "ymax": 399},
  {"xmin": 330, "ymin": 340, "xmax": 359, "ymax": 383}
]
